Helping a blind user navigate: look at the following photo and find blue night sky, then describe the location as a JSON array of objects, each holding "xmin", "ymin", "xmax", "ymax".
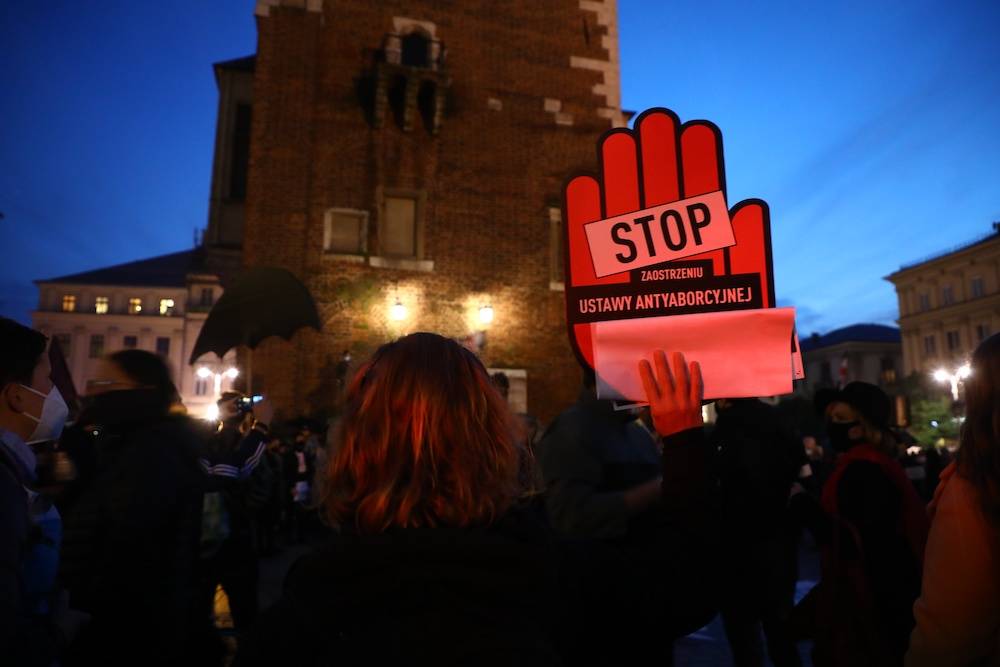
[{"xmin": 2, "ymin": 1, "xmax": 999, "ymax": 335}]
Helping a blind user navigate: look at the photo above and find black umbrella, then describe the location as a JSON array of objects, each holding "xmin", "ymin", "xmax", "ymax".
[{"xmin": 189, "ymin": 267, "xmax": 322, "ymax": 390}]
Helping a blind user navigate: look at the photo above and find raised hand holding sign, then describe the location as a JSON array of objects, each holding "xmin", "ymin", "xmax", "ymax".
[
  {"xmin": 639, "ymin": 351, "xmax": 704, "ymax": 437},
  {"xmin": 562, "ymin": 108, "xmax": 800, "ymax": 402}
]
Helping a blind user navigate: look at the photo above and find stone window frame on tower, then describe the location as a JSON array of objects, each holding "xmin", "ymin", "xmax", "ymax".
[
  {"xmin": 372, "ymin": 18, "xmax": 449, "ymax": 135},
  {"xmin": 385, "ymin": 18, "xmax": 441, "ymax": 70},
  {"xmin": 369, "ymin": 186, "xmax": 434, "ymax": 272},
  {"xmin": 322, "ymin": 207, "xmax": 369, "ymax": 262},
  {"xmin": 548, "ymin": 207, "xmax": 565, "ymax": 291}
]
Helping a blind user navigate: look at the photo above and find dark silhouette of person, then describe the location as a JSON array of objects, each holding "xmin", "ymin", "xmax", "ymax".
[{"xmin": 713, "ymin": 397, "xmax": 806, "ymax": 667}]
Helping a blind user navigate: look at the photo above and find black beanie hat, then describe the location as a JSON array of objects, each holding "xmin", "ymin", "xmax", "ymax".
[{"xmin": 814, "ymin": 381, "xmax": 891, "ymax": 430}]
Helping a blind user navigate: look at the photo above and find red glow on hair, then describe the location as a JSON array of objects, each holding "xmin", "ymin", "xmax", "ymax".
[{"xmin": 324, "ymin": 332, "xmax": 527, "ymax": 533}]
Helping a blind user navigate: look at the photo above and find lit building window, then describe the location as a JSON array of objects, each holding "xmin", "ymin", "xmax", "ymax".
[
  {"xmin": 61, "ymin": 295, "xmax": 77, "ymax": 312},
  {"xmin": 159, "ymin": 298, "xmax": 176, "ymax": 316},
  {"xmin": 880, "ymin": 356, "xmax": 896, "ymax": 385},
  {"xmin": 128, "ymin": 298, "xmax": 142, "ymax": 314},
  {"xmin": 95, "ymin": 297, "xmax": 109, "ymax": 315}
]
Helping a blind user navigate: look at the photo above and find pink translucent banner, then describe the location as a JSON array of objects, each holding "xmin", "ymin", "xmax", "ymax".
[
  {"xmin": 583, "ymin": 190, "xmax": 735, "ymax": 278},
  {"xmin": 593, "ymin": 307, "xmax": 797, "ymax": 402}
]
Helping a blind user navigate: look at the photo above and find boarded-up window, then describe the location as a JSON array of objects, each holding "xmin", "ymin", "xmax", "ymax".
[
  {"xmin": 383, "ymin": 197, "xmax": 417, "ymax": 258},
  {"xmin": 324, "ymin": 209, "xmax": 368, "ymax": 255}
]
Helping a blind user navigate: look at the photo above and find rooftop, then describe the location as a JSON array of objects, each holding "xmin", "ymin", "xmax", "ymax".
[
  {"xmin": 36, "ymin": 249, "xmax": 204, "ymax": 288},
  {"xmin": 890, "ymin": 223, "xmax": 1000, "ymax": 277},
  {"xmin": 801, "ymin": 323, "xmax": 901, "ymax": 353},
  {"xmin": 214, "ymin": 54, "xmax": 256, "ymax": 73}
]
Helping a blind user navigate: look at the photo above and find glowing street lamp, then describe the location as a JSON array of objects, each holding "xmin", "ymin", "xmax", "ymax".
[
  {"xmin": 478, "ymin": 304, "xmax": 494, "ymax": 326},
  {"xmin": 933, "ymin": 363, "xmax": 971, "ymax": 400},
  {"xmin": 197, "ymin": 366, "xmax": 240, "ymax": 418},
  {"xmin": 390, "ymin": 298, "xmax": 407, "ymax": 322}
]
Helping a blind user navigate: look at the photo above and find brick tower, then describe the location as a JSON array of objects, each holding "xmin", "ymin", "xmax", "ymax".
[{"xmin": 242, "ymin": 0, "xmax": 626, "ymax": 422}]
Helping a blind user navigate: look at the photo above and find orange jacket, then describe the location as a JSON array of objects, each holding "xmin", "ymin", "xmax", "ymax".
[{"xmin": 906, "ymin": 462, "xmax": 1000, "ymax": 666}]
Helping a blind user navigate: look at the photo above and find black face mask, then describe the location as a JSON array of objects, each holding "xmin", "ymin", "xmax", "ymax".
[{"xmin": 827, "ymin": 420, "xmax": 862, "ymax": 452}]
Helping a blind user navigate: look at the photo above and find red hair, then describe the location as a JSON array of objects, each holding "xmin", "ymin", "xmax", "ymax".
[
  {"xmin": 324, "ymin": 332, "xmax": 527, "ymax": 533},
  {"xmin": 958, "ymin": 332, "xmax": 1000, "ymax": 526}
]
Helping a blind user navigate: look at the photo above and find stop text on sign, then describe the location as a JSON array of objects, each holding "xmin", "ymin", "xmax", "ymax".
[{"xmin": 583, "ymin": 190, "xmax": 735, "ymax": 278}]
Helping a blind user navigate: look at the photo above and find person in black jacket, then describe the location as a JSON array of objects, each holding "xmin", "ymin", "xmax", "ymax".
[
  {"xmin": 237, "ymin": 334, "xmax": 717, "ymax": 667},
  {"xmin": 58, "ymin": 350, "xmax": 205, "ymax": 667},
  {"xmin": 538, "ymin": 368, "xmax": 663, "ymax": 543},
  {"xmin": 538, "ymin": 366, "xmax": 718, "ymax": 664},
  {"xmin": 792, "ymin": 383, "xmax": 928, "ymax": 667},
  {"xmin": 196, "ymin": 391, "xmax": 273, "ymax": 652},
  {"xmin": 713, "ymin": 398, "xmax": 806, "ymax": 667}
]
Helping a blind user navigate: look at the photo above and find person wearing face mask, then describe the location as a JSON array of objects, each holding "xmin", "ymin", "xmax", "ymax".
[
  {"xmin": 0, "ymin": 317, "xmax": 70, "ymax": 666},
  {"xmin": 57, "ymin": 349, "xmax": 205, "ymax": 667},
  {"xmin": 792, "ymin": 382, "xmax": 928, "ymax": 667}
]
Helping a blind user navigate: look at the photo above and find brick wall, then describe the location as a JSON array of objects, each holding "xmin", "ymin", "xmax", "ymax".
[{"xmin": 242, "ymin": 0, "xmax": 621, "ymax": 424}]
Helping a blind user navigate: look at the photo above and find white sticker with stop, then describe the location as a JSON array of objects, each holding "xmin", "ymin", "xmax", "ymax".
[{"xmin": 583, "ymin": 190, "xmax": 736, "ymax": 278}]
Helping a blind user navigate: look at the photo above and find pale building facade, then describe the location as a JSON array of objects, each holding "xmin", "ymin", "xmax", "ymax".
[
  {"xmin": 886, "ymin": 224, "xmax": 1000, "ymax": 377},
  {"xmin": 797, "ymin": 324, "xmax": 902, "ymax": 397},
  {"xmin": 32, "ymin": 251, "xmax": 236, "ymax": 418}
]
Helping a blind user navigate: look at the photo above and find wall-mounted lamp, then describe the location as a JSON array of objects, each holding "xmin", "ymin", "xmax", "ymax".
[
  {"xmin": 478, "ymin": 304, "xmax": 494, "ymax": 326},
  {"xmin": 390, "ymin": 298, "xmax": 408, "ymax": 322}
]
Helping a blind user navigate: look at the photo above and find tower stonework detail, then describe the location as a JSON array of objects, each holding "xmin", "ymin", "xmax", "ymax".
[{"xmin": 242, "ymin": 0, "xmax": 625, "ymax": 421}]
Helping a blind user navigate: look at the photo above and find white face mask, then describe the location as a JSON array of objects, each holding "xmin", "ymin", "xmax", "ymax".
[{"xmin": 19, "ymin": 384, "xmax": 70, "ymax": 444}]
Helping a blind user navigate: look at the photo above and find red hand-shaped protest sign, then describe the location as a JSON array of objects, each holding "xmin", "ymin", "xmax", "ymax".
[{"xmin": 563, "ymin": 108, "xmax": 776, "ymax": 371}]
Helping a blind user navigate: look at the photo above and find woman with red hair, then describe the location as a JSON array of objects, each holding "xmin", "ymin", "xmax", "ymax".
[
  {"xmin": 238, "ymin": 333, "xmax": 716, "ymax": 666},
  {"xmin": 906, "ymin": 333, "xmax": 1000, "ymax": 666}
]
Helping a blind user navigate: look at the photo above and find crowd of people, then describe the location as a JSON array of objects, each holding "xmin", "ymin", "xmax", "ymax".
[{"xmin": 2, "ymin": 315, "xmax": 998, "ymax": 666}]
